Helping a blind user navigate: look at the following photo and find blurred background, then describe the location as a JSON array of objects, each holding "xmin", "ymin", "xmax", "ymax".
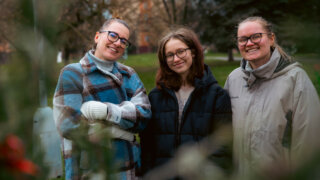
[{"xmin": 0, "ymin": 0, "xmax": 319, "ymax": 179}]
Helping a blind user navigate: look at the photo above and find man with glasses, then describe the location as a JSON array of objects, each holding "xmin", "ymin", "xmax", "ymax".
[{"xmin": 53, "ymin": 18, "xmax": 151, "ymax": 180}]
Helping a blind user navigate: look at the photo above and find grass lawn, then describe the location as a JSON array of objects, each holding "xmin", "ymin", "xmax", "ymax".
[{"xmin": 295, "ymin": 55, "xmax": 320, "ymax": 95}]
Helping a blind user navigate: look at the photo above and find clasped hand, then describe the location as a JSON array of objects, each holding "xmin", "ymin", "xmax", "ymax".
[{"xmin": 80, "ymin": 101, "xmax": 108, "ymax": 123}]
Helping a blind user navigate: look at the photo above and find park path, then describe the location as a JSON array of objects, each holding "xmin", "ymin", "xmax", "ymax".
[{"xmin": 205, "ymin": 56, "xmax": 242, "ymax": 61}]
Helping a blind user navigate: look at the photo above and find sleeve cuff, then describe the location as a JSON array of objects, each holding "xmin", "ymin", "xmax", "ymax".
[{"xmin": 106, "ymin": 103, "xmax": 122, "ymax": 124}]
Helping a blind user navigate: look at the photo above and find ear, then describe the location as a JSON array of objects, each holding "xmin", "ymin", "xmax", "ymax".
[
  {"xmin": 94, "ymin": 32, "xmax": 100, "ymax": 43},
  {"xmin": 270, "ymin": 33, "xmax": 275, "ymax": 46}
]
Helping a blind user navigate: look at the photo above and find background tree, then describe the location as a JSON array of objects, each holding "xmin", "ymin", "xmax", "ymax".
[
  {"xmin": 137, "ymin": 0, "xmax": 198, "ymax": 50},
  {"xmin": 56, "ymin": 0, "xmax": 144, "ymax": 61},
  {"xmin": 280, "ymin": 0, "xmax": 320, "ymax": 54},
  {"xmin": 193, "ymin": 0, "xmax": 320, "ymax": 61},
  {"xmin": 57, "ymin": 0, "xmax": 111, "ymax": 63}
]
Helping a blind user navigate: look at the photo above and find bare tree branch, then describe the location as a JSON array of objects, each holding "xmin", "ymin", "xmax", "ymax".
[
  {"xmin": 162, "ymin": 0, "xmax": 172, "ymax": 24},
  {"xmin": 170, "ymin": 0, "xmax": 176, "ymax": 24}
]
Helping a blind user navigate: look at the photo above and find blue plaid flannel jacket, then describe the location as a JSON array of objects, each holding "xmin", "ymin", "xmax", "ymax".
[{"xmin": 53, "ymin": 51, "xmax": 151, "ymax": 179}]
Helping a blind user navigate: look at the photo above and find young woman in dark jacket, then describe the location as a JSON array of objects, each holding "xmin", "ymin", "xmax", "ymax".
[{"xmin": 140, "ymin": 27, "xmax": 232, "ymax": 177}]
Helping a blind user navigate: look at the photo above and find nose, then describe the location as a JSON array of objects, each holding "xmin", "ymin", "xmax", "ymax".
[
  {"xmin": 246, "ymin": 39, "xmax": 255, "ymax": 46},
  {"xmin": 113, "ymin": 38, "xmax": 122, "ymax": 47},
  {"xmin": 174, "ymin": 53, "xmax": 184, "ymax": 61}
]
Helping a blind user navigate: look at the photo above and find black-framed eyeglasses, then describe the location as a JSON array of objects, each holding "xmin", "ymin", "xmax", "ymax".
[
  {"xmin": 166, "ymin": 48, "xmax": 190, "ymax": 62},
  {"xmin": 99, "ymin": 30, "xmax": 131, "ymax": 48},
  {"xmin": 237, "ymin": 33, "xmax": 269, "ymax": 46}
]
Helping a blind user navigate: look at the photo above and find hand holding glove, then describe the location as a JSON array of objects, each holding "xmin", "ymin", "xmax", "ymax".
[{"xmin": 80, "ymin": 101, "xmax": 108, "ymax": 122}]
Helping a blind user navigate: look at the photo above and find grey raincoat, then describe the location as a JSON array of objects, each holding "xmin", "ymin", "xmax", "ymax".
[{"xmin": 224, "ymin": 48, "xmax": 320, "ymax": 176}]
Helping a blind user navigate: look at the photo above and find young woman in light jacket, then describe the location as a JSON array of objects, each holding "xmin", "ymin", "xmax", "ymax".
[{"xmin": 224, "ymin": 16, "xmax": 320, "ymax": 177}]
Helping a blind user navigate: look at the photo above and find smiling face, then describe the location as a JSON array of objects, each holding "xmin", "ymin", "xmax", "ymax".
[
  {"xmin": 165, "ymin": 38, "xmax": 193, "ymax": 79},
  {"xmin": 94, "ymin": 21, "xmax": 129, "ymax": 61},
  {"xmin": 237, "ymin": 21, "xmax": 275, "ymax": 69}
]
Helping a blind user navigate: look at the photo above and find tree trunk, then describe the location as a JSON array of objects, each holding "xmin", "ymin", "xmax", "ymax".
[
  {"xmin": 182, "ymin": 0, "xmax": 188, "ymax": 24},
  {"xmin": 171, "ymin": 0, "xmax": 176, "ymax": 24},
  {"xmin": 63, "ymin": 47, "xmax": 70, "ymax": 64},
  {"xmin": 228, "ymin": 48, "xmax": 234, "ymax": 62}
]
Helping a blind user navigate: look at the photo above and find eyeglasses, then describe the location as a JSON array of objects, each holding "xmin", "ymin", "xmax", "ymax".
[
  {"xmin": 237, "ymin": 33, "xmax": 269, "ymax": 46},
  {"xmin": 166, "ymin": 48, "xmax": 190, "ymax": 62},
  {"xmin": 99, "ymin": 30, "xmax": 131, "ymax": 48}
]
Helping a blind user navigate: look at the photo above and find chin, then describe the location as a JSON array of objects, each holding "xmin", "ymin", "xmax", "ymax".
[
  {"xmin": 104, "ymin": 54, "xmax": 120, "ymax": 61},
  {"xmin": 245, "ymin": 55, "xmax": 259, "ymax": 61},
  {"xmin": 176, "ymin": 70, "xmax": 188, "ymax": 75}
]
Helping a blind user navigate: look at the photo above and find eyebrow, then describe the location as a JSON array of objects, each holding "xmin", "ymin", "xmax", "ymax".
[
  {"xmin": 238, "ymin": 32, "xmax": 263, "ymax": 38},
  {"xmin": 166, "ymin": 47, "xmax": 188, "ymax": 52}
]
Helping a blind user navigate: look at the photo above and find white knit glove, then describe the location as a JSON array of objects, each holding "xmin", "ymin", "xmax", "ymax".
[{"xmin": 80, "ymin": 101, "xmax": 108, "ymax": 123}]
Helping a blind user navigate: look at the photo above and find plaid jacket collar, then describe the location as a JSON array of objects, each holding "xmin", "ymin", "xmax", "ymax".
[{"xmin": 79, "ymin": 51, "xmax": 129, "ymax": 77}]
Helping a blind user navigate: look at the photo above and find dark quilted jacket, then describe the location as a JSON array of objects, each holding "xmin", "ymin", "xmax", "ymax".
[{"xmin": 140, "ymin": 64, "xmax": 232, "ymax": 175}]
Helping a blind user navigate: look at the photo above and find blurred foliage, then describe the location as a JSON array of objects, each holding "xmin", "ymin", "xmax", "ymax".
[
  {"xmin": 0, "ymin": 134, "xmax": 39, "ymax": 179},
  {"xmin": 0, "ymin": 0, "xmax": 63, "ymax": 179}
]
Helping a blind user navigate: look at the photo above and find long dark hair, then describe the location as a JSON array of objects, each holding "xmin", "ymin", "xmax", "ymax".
[{"xmin": 156, "ymin": 27, "xmax": 204, "ymax": 91}]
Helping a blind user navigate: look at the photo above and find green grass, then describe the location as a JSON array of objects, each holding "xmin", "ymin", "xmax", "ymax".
[
  {"xmin": 207, "ymin": 61, "xmax": 239, "ymax": 87},
  {"xmin": 119, "ymin": 53, "xmax": 158, "ymax": 68},
  {"xmin": 296, "ymin": 57, "xmax": 320, "ymax": 95},
  {"xmin": 135, "ymin": 70, "xmax": 157, "ymax": 93}
]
